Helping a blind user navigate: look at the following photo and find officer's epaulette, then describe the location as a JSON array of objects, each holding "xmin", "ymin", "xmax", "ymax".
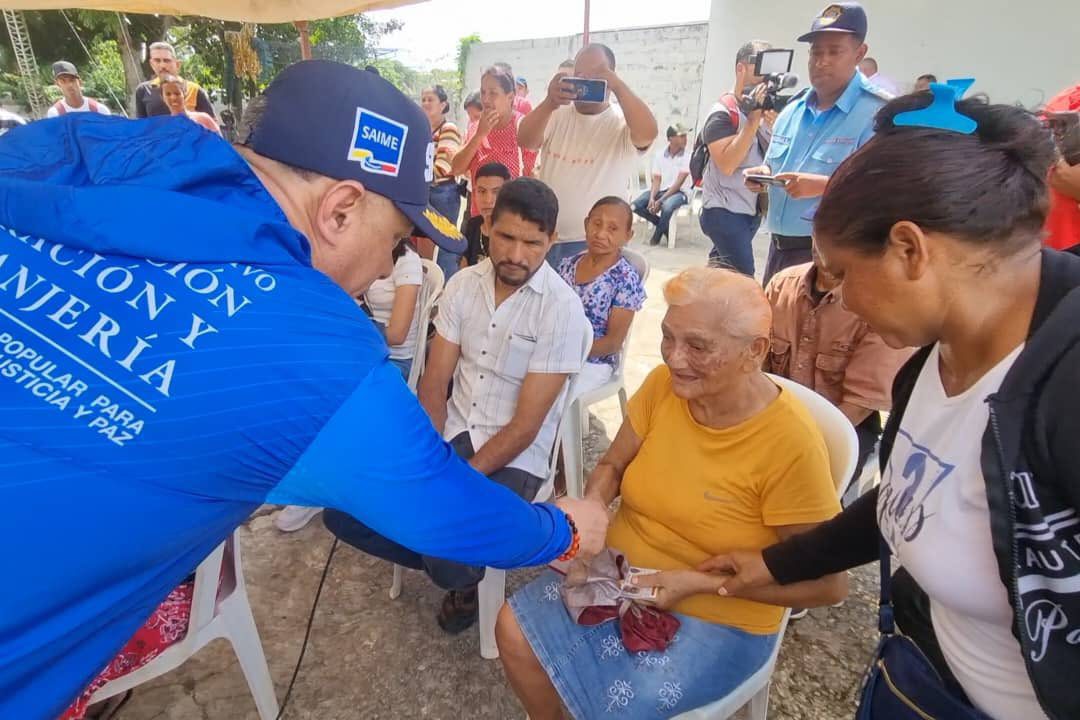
[{"xmin": 866, "ymin": 85, "xmax": 895, "ymax": 102}]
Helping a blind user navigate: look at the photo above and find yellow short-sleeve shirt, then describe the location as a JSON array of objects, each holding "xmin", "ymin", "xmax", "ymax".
[{"xmin": 605, "ymin": 365, "xmax": 840, "ymax": 634}]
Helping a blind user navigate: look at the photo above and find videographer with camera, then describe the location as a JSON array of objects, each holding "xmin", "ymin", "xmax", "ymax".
[
  {"xmin": 693, "ymin": 40, "xmax": 778, "ymax": 275},
  {"xmin": 744, "ymin": 2, "xmax": 892, "ymax": 283}
]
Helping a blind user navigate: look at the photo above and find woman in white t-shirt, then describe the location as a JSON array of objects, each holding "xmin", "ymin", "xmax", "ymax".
[
  {"xmin": 363, "ymin": 241, "xmax": 423, "ymax": 380},
  {"xmin": 693, "ymin": 94, "xmax": 1080, "ymax": 719}
]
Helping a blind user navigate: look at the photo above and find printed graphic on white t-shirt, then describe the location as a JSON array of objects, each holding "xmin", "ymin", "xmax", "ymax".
[{"xmin": 878, "ymin": 343, "xmax": 1047, "ymax": 720}]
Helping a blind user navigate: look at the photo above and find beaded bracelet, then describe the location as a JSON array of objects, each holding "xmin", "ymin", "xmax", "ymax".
[{"xmin": 557, "ymin": 513, "xmax": 581, "ymax": 562}]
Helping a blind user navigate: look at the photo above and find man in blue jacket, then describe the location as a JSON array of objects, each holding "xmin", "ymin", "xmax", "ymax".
[{"xmin": 0, "ymin": 60, "xmax": 608, "ymax": 719}]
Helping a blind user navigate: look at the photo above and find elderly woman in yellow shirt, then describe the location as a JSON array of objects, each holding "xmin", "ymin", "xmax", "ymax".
[{"xmin": 496, "ymin": 267, "xmax": 846, "ymax": 720}]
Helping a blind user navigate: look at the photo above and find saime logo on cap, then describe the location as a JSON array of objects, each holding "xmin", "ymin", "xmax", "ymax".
[{"xmin": 347, "ymin": 107, "xmax": 409, "ymax": 177}]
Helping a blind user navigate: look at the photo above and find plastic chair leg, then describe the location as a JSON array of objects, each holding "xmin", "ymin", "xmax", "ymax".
[
  {"xmin": 561, "ymin": 400, "xmax": 585, "ymax": 498},
  {"xmin": 617, "ymin": 386, "xmax": 630, "ymax": 419},
  {"xmin": 668, "ymin": 216, "xmax": 678, "ymax": 249},
  {"xmin": 220, "ymin": 597, "xmax": 280, "ymax": 720},
  {"xmin": 748, "ymin": 681, "xmax": 771, "ymax": 720},
  {"xmin": 390, "ymin": 564, "xmax": 403, "ymax": 599},
  {"xmin": 478, "ymin": 568, "xmax": 507, "ymax": 659}
]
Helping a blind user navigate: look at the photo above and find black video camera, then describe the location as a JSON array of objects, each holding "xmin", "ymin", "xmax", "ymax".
[{"xmin": 741, "ymin": 49, "xmax": 799, "ymax": 114}]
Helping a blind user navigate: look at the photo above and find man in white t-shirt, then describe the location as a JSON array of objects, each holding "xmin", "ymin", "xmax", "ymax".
[
  {"xmin": 518, "ymin": 44, "xmax": 657, "ymax": 268},
  {"xmin": 324, "ymin": 178, "xmax": 591, "ymax": 634},
  {"xmin": 632, "ymin": 124, "xmax": 691, "ymax": 245},
  {"xmin": 46, "ymin": 62, "xmax": 112, "ymax": 119}
]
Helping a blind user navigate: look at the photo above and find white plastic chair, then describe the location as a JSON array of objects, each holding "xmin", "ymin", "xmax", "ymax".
[
  {"xmin": 673, "ymin": 374, "xmax": 856, "ymax": 720},
  {"xmin": 406, "ymin": 258, "xmax": 445, "ymax": 393},
  {"xmin": 667, "ymin": 186, "xmax": 703, "ymax": 249},
  {"xmin": 88, "ymin": 532, "xmax": 279, "ymax": 720},
  {"xmin": 391, "ymin": 324, "xmax": 594, "ymax": 659},
  {"xmin": 561, "ymin": 247, "xmax": 650, "ymax": 498}
]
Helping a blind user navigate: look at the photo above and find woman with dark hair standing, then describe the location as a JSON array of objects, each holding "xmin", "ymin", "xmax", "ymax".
[
  {"xmin": 691, "ymin": 92, "xmax": 1080, "ymax": 720},
  {"xmin": 419, "ymin": 84, "xmax": 463, "ymax": 279},
  {"xmin": 451, "ymin": 65, "xmax": 526, "ymax": 218}
]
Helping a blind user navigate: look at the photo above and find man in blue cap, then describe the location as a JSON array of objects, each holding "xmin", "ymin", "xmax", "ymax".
[
  {"xmin": 0, "ymin": 60, "xmax": 608, "ymax": 718},
  {"xmin": 744, "ymin": 2, "xmax": 892, "ymax": 284}
]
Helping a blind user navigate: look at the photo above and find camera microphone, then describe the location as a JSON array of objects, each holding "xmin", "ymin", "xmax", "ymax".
[{"xmin": 779, "ymin": 73, "xmax": 799, "ymax": 90}]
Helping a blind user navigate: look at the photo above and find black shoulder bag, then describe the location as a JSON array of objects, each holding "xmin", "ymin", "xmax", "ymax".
[{"xmin": 857, "ymin": 542, "xmax": 993, "ymax": 719}]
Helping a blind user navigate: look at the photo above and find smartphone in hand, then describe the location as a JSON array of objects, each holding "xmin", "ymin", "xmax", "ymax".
[
  {"xmin": 564, "ymin": 77, "xmax": 608, "ymax": 104},
  {"xmin": 745, "ymin": 173, "xmax": 789, "ymax": 187}
]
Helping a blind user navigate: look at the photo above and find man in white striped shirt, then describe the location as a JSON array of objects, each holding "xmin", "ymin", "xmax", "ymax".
[{"xmin": 325, "ymin": 178, "xmax": 591, "ymax": 633}]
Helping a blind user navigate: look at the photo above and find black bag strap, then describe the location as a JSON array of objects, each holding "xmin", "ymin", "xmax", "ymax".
[{"xmin": 878, "ymin": 536, "xmax": 896, "ymax": 635}]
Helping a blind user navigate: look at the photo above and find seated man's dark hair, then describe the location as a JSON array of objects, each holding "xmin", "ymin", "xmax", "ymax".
[{"xmin": 491, "ymin": 178, "xmax": 559, "ymax": 235}]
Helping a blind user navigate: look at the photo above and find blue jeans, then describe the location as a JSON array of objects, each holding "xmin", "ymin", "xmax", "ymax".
[
  {"xmin": 546, "ymin": 240, "xmax": 588, "ymax": 270},
  {"xmin": 388, "ymin": 356, "xmax": 412, "ymax": 381},
  {"xmin": 632, "ymin": 189, "xmax": 688, "ymax": 242},
  {"xmin": 429, "ymin": 181, "xmax": 463, "ymax": 280},
  {"xmin": 322, "ymin": 432, "xmax": 544, "ymax": 590},
  {"xmin": 699, "ymin": 206, "xmax": 760, "ymax": 277}
]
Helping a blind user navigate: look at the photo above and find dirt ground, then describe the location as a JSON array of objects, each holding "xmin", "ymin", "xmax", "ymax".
[{"xmin": 117, "ymin": 218, "xmax": 881, "ymax": 720}]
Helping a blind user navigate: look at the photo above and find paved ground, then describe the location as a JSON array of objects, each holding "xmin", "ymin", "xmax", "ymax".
[{"xmin": 118, "ymin": 217, "xmax": 879, "ymax": 720}]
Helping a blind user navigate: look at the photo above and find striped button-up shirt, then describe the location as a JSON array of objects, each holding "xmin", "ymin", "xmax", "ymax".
[{"xmin": 435, "ymin": 259, "xmax": 590, "ymax": 477}]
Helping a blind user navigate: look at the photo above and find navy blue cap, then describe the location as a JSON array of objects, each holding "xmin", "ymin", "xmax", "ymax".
[
  {"xmin": 798, "ymin": 3, "xmax": 868, "ymax": 43},
  {"xmin": 245, "ymin": 60, "xmax": 464, "ymax": 252}
]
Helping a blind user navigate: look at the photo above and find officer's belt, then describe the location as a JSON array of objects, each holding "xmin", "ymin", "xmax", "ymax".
[{"xmin": 771, "ymin": 234, "xmax": 813, "ymax": 251}]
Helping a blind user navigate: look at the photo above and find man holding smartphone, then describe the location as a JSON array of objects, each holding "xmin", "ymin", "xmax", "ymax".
[
  {"xmin": 743, "ymin": 2, "xmax": 891, "ymax": 284},
  {"xmin": 518, "ymin": 44, "xmax": 658, "ymax": 269}
]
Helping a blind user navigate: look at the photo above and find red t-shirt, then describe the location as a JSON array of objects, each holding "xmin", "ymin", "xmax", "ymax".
[
  {"xmin": 1044, "ymin": 84, "xmax": 1080, "ymax": 251},
  {"xmin": 466, "ymin": 111, "xmax": 526, "ymax": 215}
]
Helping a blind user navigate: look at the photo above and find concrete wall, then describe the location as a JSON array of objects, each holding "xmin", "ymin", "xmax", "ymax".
[
  {"xmin": 700, "ymin": 0, "xmax": 1080, "ymax": 123},
  {"xmin": 463, "ymin": 22, "xmax": 710, "ymax": 173}
]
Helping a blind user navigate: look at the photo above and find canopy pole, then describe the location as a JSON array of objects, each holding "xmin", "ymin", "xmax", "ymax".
[
  {"xmin": 582, "ymin": 0, "xmax": 590, "ymax": 46},
  {"xmin": 295, "ymin": 20, "xmax": 312, "ymax": 60}
]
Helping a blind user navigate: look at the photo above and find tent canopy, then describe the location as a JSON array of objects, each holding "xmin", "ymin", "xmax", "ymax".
[{"xmin": 2, "ymin": 0, "xmax": 417, "ymax": 23}]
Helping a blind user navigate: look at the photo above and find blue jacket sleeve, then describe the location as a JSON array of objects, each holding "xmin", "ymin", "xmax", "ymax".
[{"xmin": 266, "ymin": 361, "xmax": 572, "ymax": 569}]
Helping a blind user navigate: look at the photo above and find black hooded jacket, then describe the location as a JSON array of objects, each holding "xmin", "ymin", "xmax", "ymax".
[{"xmin": 764, "ymin": 248, "xmax": 1080, "ymax": 720}]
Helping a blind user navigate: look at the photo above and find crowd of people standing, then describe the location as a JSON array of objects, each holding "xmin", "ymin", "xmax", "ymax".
[{"xmin": 2, "ymin": 3, "xmax": 1080, "ymax": 719}]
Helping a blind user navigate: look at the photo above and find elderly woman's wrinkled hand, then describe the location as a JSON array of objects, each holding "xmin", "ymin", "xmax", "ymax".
[
  {"xmin": 555, "ymin": 497, "xmax": 610, "ymax": 559},
  {"xmin": 696, "ymin": 550, "xmax": 775, "ymax": 597},
  {"xmin": 629, "ymin": 569, "xmax": 713, "ymax": 610}
]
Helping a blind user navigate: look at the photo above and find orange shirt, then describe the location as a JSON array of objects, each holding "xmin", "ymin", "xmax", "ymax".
[
  {"xmin": 606, "ymin": 365, "xmax": 839, "ymax": 634},
  {"xmin": 765, "ymin": 262, "xmax": 913, "ymax": 412}
]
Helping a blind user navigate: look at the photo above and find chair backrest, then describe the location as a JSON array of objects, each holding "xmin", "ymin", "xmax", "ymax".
[
  {"xmin": 407, "ymin": 259, "xmax": 445, "ymax": 392},
  {"xmin": 766, "ymin": 373, "xmax": 858, "ymax": 490},
  {"xmin": 542, "ymin": 323, "xmax": 595, "ymax": 490},
  {"xmin": 608, "ymin": 247, "xmax": 650, "ymax": 379}
]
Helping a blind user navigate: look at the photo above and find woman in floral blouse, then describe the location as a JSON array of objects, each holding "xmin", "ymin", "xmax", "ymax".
[{"xmin": 557, "ymin": 196, "xmax": 646, "ymax": 396}]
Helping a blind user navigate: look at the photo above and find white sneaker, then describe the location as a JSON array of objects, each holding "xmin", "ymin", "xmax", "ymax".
[{"xmin": 274, "ymin": 505, "xmax": 322, "ymax": 533}]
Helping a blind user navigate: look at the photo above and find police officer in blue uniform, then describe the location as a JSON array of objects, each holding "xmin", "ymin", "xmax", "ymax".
[{"xmin": 745, "ymin": 2, "xmax": 893, "ymax": 284}]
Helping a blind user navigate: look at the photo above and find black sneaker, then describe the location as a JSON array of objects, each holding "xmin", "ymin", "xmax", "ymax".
[{"xmin": 437, "ymin": 588, "xmax": 479, "ymax": 635}]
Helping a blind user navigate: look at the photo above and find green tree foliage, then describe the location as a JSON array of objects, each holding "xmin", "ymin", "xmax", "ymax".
[{"xmin": 456, "ymin": 33, "xmax": 481, "ymax": 91}]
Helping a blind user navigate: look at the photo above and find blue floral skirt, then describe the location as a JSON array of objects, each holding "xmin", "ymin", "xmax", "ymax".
[{"xmin": 508, "ymin": 570, "xmax": 778, "ymax": 719}]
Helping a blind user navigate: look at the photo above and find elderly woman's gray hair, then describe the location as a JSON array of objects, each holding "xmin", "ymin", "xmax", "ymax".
[{"xmin": 663, "ymin": 266, "xmax": 772, "ymax": 340}]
